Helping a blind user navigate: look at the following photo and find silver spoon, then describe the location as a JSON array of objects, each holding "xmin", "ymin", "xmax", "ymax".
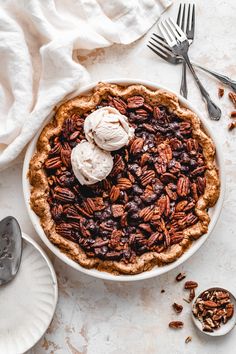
[{"xmin": 0, "ymin": 216, "xmax": 22, "ymax": 285}]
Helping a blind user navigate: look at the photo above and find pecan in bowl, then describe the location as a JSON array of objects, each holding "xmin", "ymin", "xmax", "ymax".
[{"xmin": 26, "ymin": 81, "xmax": 221, "ymax": 277}]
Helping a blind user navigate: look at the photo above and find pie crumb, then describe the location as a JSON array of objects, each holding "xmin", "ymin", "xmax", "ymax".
[
  {"xmin": 185, "ymin": 336, "xmax": 192, "ymax": 344},
  {"xmin": 218, "ymin": 87, "xmax": 224, "ymax": 98}
]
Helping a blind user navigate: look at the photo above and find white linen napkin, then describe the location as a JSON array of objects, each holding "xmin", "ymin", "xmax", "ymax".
[{"xmin": 0, "ymin": 0, "xmax": 172, "ymax": 170}]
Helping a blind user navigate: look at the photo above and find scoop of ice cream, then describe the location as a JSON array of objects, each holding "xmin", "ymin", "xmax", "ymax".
[
  {"xmin": 84, "ymin": 106, "xmax": 134, "ymax": 151},
  {"xmin": 71, "ymin": 140, "xmax": 113, "ymax": 185}
]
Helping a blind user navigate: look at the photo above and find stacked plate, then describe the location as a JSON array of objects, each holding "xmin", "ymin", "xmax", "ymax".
[{"xmin": 0, "ymin": 233, "xmax": 58, "ymax": 354}]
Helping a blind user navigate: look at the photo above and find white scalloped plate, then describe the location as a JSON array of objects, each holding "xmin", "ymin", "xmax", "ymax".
[
  {"xmin": 23, "ymin": 79, "xmax": 225, "ymax": 281},
  {"xmin": 0, "ymin": 233, "xmax": 58, "ymax": 354}
]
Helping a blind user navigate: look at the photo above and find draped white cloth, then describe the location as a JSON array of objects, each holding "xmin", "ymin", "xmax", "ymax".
[{"xmin": 0, "ymin": 0, "xmax": 171, "ymax": 169}]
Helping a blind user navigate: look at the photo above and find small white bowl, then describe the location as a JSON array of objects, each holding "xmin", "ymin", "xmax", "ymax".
[
  {"xmin": 192, "ymin": 287, "xmax": 236, "ymax": 336},
  {"xmin": 22, "ymin": 79, "xmax": 225, "ymax": 282}
]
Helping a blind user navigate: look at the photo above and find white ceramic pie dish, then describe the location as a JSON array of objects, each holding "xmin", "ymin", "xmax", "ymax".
[{"xmin": 22, "ymin": 79, "xmax": 225, "ymax": 282}]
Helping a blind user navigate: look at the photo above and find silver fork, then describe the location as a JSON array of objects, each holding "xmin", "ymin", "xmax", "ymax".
[
  {"xmin": 177, "ymin": 3, "xmax": 195, "ymax": 98},
  {"xmin": 159, "ymin": 18, "xmax": 221, "ymax": 120},
  {"xmin": 147, "ymin": 35, "xmax": 236, "ymax": 92}
]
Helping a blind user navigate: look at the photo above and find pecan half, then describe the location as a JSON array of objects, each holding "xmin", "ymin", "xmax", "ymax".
[
  {"xmin": 49, "ymin": 142, "xmax": 61, "ymax": 156},
  {"xmin": 155, "ymin": 158, "xmax": 167, "ymax": 174},
  {"xmin": 226, "ymin": 303, "xmax": 234, "ymax": 318},
  {"xmin": 157, "ymin": 195, "xmax": 169, "ymax": 216},
  {"xmin": 111, "ymin": 204, "xmax": 124, "ymax": 218},
  {"xmin": 153, "ymin": 106, "xmax": 161, "ymax": 119},
  {"xmin": 176, "ymin": 272, "xmax": 186, "ymax": 282},
  {"xmin": 186, "ymin": 138, "xmax": 198, "ymax": 153},
  {"xmin": 140, "ymin": 153, "xmax": 150, "ymax": 167},
  {"xmin": 169, "ymin": 321, "xmax": 183, "ymax": 329},
  {"xmin": 51, "ymin": 204, "xmax": 63, "ymax": 220},
  {"xmin": 191, "ymin": 166, "xmax": 206, "ymax": 176},
  {"xmin": 143, "ymin": 123, "xmax": 156, "ymax": 133},
  {"xmin": 83, "ymin": 198, "xmax": 96, "ymax": 214},
  {"xmin": 139, "ymin": 206, "xmax": 154, "ymax": 222},
  {"xmin": 69, "ymin": 131, "xmax": 80, "ymax": 140},
  {"xmin": 230, "ymin": 111, "xmax": 236, "ymax": 118},
  {"xmin": 45, "ymin": 156, "xmax": 62, "ymax": 169},
  {"xmin": 54, "ymin": 186, "xmax": 75, "ymax": 202},
  {"xmin": 165, "ymin": 185, "xmax": 177, "ymax": 201},
  {"xmin": 140, "ymin": 170, "xmax": 156, "ymax": 186},
  {"xmin": 158, "ymin": 143, "xmax": 172, "ymax": 163},
  {"xmin": 55, "ymin": 223, "xmax": 73, "ymax": 239},
  {"xmin": 127, "ymin": 95, "xmax": 144, "ymax": 108},
  {"xmin": 75, "ymin": 204, "xmax": 92, "ymax": 218},
  {"xmin": 177, "ymin": 176, "xmax": 190, "ymax": 197},
  {"xmin": 218, "ymin": 87, "xmax": 224, "ymax": 98},
  {"xmin": 175, "ymin": 200, "xmax": 188, "ymax": 212},
  {"xmin": 191, "ymin": 182, "xmax": 198, "ymax": 201},
  {"xmin": 188, "ymin": 289, "xmax": 195, "ymax": 302},
  {"xmin": 228, "ymin": 121, "xmax": 236, "ymax": 131},
  {"xmin": 136, "ymin": 109, "xmax": 148, "ymax": 118},
  {"xmin": 197, "ymin": 176, "xmax": 206, "ymax": 195},
  {"xmin": 147, "ymin": 232, "xmax": 161, "ymax": 247},
  {"xmin": 203, "ymin": 300, "xmax": 218, "ymax": 308},
  {"xmin": 130, "ymin": 138, "xmax": 144, "ymax": 154},
  {"xmin": 229, "ymin": 91, "xmax": 236, "ymax": 108},
  {"xmin": 184, "ymin": 281, "xmax": 198, "ymax": 289},
  {"xmin": 117, "ymin": 178, "xmax": 132, "ymax": 190},
  {"xmin": 109, "ymin": 186, "xmax": 120, "ymax": 202},
  {"xmin": 61, "ymin": 143, "xmax": 71, "ymax": 167},
  {"xmin": 172, "ymin": 303, "xmax": 183, "ymax": 313},
  {"xmin": 110, "ymin": 155, "xmax": 125, "ymax": 177},
  {"xmin": 113, "ymin": 97, "xmax": 127, "ymax": 114}
]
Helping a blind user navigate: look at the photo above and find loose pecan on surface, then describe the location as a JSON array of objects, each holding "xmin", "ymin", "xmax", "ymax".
[
  {"xmin": 172, "ymin": 303, "xmax": 183, "ymax": 313},
  {"xmin": 228, "ymin": 121, "xmax": 236, "ymax": 131},
  {"xmin": 184, "ymin": 281, "xmax": 198, "ymax": 289},
  {"xmin": 169, "ymin": 321, "xmax": 184, "ymax": 329},
  {"xmin": 229, "ymin": 92, "xmax": 236, "ymax": 108},
  {"xmin": 218, "ymin": 87, "xmax": 224, "ymax": 98}
]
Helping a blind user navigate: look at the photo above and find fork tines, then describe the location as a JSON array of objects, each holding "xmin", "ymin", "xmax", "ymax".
[
  {"xmin": 148, "ymin": 34, "xmax": 172, "ymax": 60},
  {"xmin": 159, "ymin": 17, "xmax": 187, "ymax": 46},
  {"xmin": 177, "ymin": 3, "xmax": 195, "ymax": 39},
  {"xmin": 147, "ymin": 35, "xmax": 182, "ymax": 65},
  {"xmin": 147, "ymin": 3, "xmax": 195, "ymax": 64}
]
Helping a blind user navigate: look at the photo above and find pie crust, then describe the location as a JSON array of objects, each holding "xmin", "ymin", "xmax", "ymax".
[{"xmin": 29, "ymin": 83, "xmax": 220, "ymax": 275}]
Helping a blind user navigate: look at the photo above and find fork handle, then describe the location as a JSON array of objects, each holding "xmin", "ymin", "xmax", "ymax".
[
  {"xmin": 180, "ymin": 61, "xmax": 188, "ymax": 98},
  {"xmin": 193, "ymin": 64, "xmax": 236, "ymax": 92},
  {"xmin": 183, "ymin": 54, "xmax": 221, "ymax": 120}
]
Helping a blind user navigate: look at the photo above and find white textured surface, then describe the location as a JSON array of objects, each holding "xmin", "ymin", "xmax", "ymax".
[{"xmin": 1, "ymin": 0, "xmax": 236, "ymax": 352}]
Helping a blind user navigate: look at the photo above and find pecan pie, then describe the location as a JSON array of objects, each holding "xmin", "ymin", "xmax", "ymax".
[{"xmin": 29, "ymin": 83, "xmax": 220, "ymax": 275}]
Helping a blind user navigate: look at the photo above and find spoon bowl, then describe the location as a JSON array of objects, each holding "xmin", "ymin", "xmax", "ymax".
[{"xmin": 0, "ymin": 216, "xmax": 22, "ymax": 285}]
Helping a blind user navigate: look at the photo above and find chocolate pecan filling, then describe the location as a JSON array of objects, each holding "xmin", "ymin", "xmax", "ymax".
[{"xmin": 44, "ymin": 94, "xmax": 207, "ymax": 263}]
